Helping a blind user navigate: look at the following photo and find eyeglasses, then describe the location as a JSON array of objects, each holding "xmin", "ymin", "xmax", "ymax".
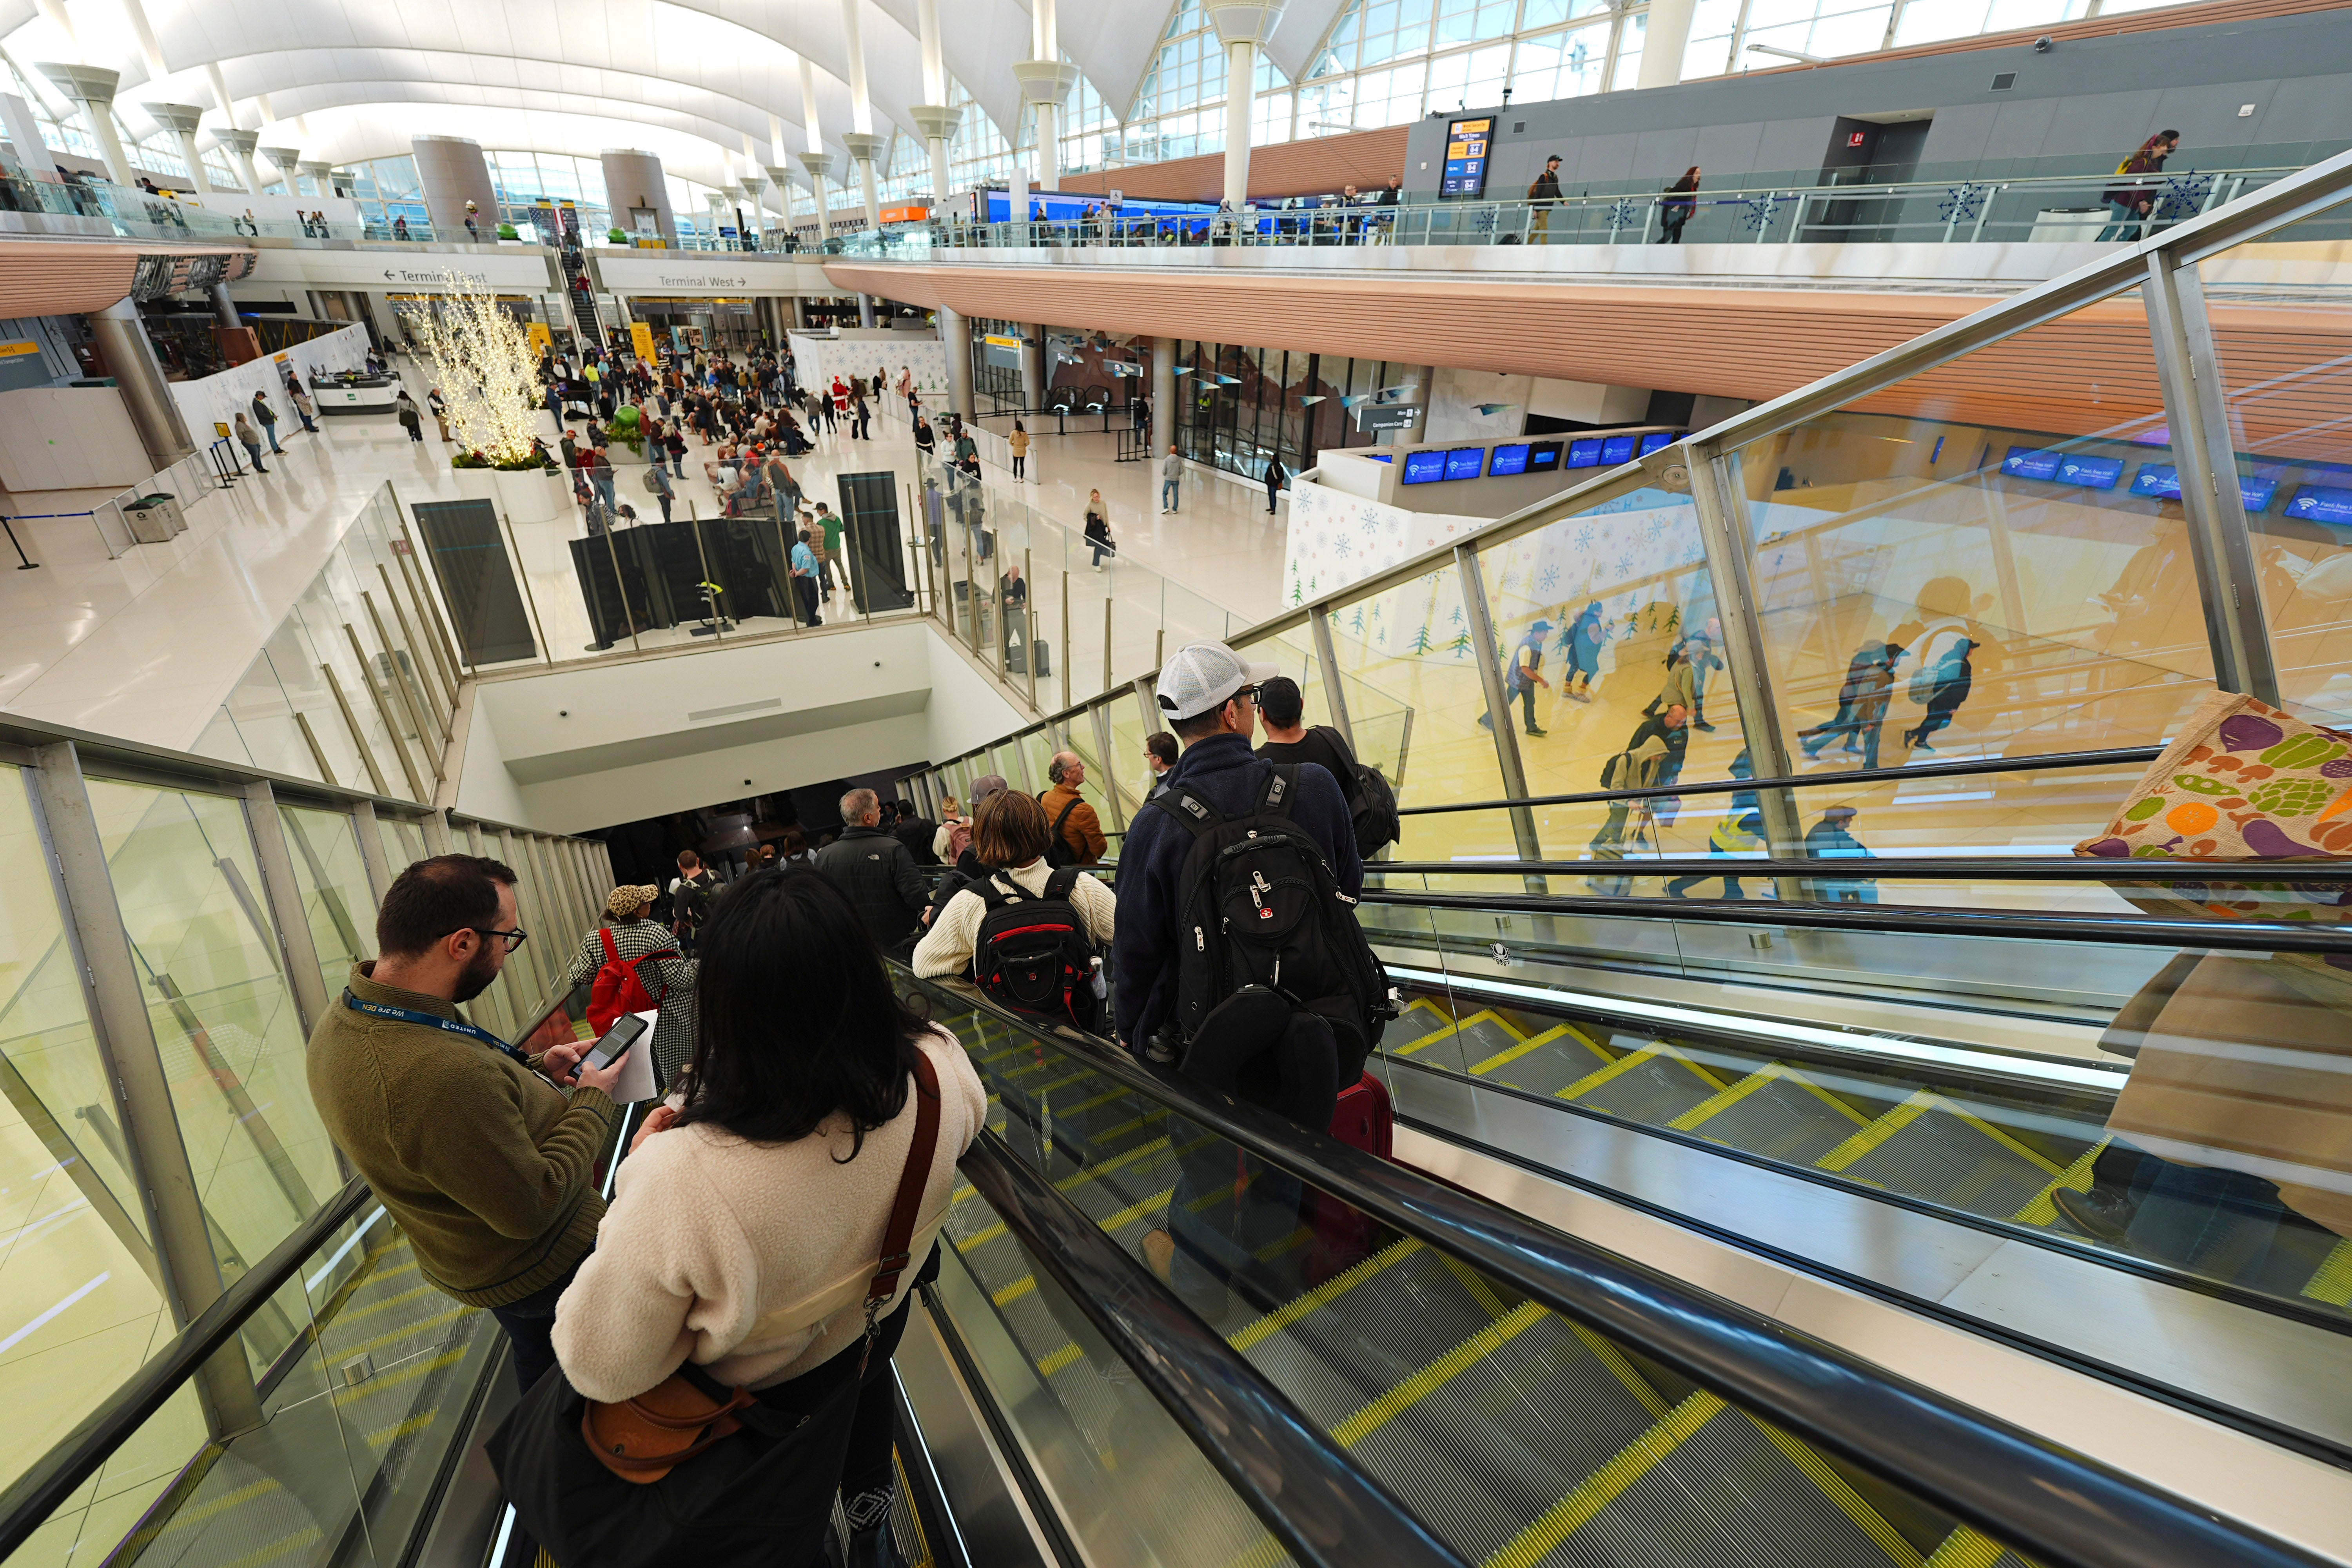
[{"xmin": 468, "ymin": 928, "xmax": 530, "ymax": 953}]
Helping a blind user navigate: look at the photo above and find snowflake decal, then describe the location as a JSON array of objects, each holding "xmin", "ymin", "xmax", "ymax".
[
  {"xmin": 1739, "ymin": 192, "xmax": 1784, "ymax": 234},
  {"xmin": 1615, "ymin": 553, "xmax": 1634, "ymax": 577},
  {"xmin": 1363, "ymin": 518, "xmax": 1382, "ymax": 539},
  {"xmin": 1574, "ymin": 524, "xmax": 1594, "ymax": 551},
  {"xmin": 1606, "ymin": 199, "xmax": 1640, "ymax": 233},
  {"xmin": 2155, "ymin": 172, "xmax": 2212, "ymax": 221},
  {"xmin": 1937, "ymin": 182, "xmax": 1987, "ymax": 227},
  {"xmin": 1538, "ymin": 564, "xmax": 1560, "ymax": 592}
]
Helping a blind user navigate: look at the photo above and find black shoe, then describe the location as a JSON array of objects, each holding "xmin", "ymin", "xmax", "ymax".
[
  {"xmin": 2052, "ymin": 1185, "xmax": 2135, "ymax": 1243},
  {"xmin": 1693, "ymin": 720, "xmax": 1716, "ymax": 731},
  {"xmin": 1524, "ymin": 726, "xmax": 1548, "ymax": 737}
]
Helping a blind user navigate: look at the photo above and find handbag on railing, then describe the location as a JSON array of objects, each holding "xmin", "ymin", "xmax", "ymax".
[{"xmin": 487, "ymin": 1052, "xmax": 944, "ymax": 1567}]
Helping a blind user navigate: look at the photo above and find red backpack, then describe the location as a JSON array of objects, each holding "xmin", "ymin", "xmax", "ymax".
[{"xmin": 587, "ymin": 926, "xmax": 680, "ymax": 1035}]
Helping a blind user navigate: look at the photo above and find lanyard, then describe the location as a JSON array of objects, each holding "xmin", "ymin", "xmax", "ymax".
[{"xmin": 342, "ymin": 989, "xmax": 532, "ymax": 1065}]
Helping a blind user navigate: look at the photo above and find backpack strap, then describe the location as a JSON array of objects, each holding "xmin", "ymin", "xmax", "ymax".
[
  {"xmin": 972, "ymin": 873, "xmax": 1019, "ymax": 911},
  {"xmin": 1043, "ymin": 865, "xmax": 1083, "ymax": 901},
  {"xmin": 1256, "ymin": 763, "xmax": 1300, "ymax": 821},
  {"xmin": 1049, "ymin": 795, "xmax": 1082, "ymax": 842},
  {"xmin": 1151, "ymin": 784, "xmax": 1225, "ymax": 843},
  {"xmin": 599, "ymin": 926, "xmax": 620, "ymax": 965}
]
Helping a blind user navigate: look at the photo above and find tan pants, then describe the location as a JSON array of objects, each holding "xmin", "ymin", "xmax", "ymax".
[{"xmin": 1531, "ymin": 207, "xmax": 1551, "ymax": 241}]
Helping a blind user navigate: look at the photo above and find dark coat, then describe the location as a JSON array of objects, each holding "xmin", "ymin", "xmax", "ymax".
[{"xmin": 812, "ymin": 825, "xmax": 929, "ymax": 949}]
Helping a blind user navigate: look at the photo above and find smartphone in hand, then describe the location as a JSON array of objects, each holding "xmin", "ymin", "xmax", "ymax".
[{"xmin": 583, "ymin": 1013, "xmax": 648, "ymax": 1073}]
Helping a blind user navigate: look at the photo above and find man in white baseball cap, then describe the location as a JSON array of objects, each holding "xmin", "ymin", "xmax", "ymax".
[{"xmin": 1116, "ymin": 639, "xmax": 1367, "ymax": 1304}]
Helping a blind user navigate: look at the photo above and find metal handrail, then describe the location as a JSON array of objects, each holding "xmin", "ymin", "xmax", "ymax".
[
  {"xmin": 0, "ymin": 1177, "xmax": 372, "ymax": 1563},
  {"xmin": 1366, "ymin": 855, "xmax": 2352, "ymax": 884},
  {"xmin": 1393, "ymin": 742, "xmax": 2164, "ymax": 817},
  {"xmin": 1357, "ymin": 887, "xmax": 2349, "ymax": 952},
  {"xmin": 960, "ymin": 1134, "xmax": 1468, "ymax": 1568},
  {"xmin": 904, "ymin": 970, "xmax": 2332, "ymax": 1568}
]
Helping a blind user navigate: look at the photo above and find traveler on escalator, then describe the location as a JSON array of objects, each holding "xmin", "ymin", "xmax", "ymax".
[
  {"xmin": 911, "ymin": 790, "xmax": 1116, "ymax": 1025},
  {"xmin": 307, "ymin": 855, "xmax": 625, "ymax": 1398},
  {"xmin": 1112, "ymin": 641, "xmax": 1376, "ymax": 1317},
  {"xmin": 527, "ymin": 870, "xmax": 985, "ymax": 1568},
  {"xmin": 918, "ymin": 775, "xmax": 1008, "ymax": 931}
]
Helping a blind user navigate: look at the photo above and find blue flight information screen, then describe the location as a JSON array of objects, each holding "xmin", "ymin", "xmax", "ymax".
[
  {"xmin": 1441, "ymin": 116, "xmax": 1494, "ymax": 199},
  {"xmin": 1488, "ymin": 443, "xmax": 1530, "ymax": 477},
  {"xmin": 1601, "ymin": 434, "xmax": 1639, "ymax": 465},
  {"xmin": 1528, "ymin": 441, "xmax": 1563, "ymax": 472},
  {"xmin": 1567, "ymin": 438, "xmax": 1604, "ymax": 468},
  {"xmin": 1445, "ymin": 448, "xmax": 1486, "ymax": 480},
  {"xmin": 2002, "ymin": 446, "xmax": 2062, "ymax": 481},
  {"xmin": 2285, "ymin": 485, "xmax": 2352, "ymax": 526},
  {"xmin": 1402, "ymin": 450, "xmax": 1447, "ymax": 484},
  {"xmin": 1639, "ymin": 432, "xmax": 1675, "ymax": 456},
  {"xmin": 2132, "ymin": 465, "xmax": 2280, "ymax": 511},
  {"xmin": 2054, "ymin": 454, "xmax": 2124, "ymax": 490}
]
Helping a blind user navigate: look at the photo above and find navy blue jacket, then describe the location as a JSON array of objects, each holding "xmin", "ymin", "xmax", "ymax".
[{"xmin": 1112, "ymin": 732, "xmax": 1362, "ymax": 1049}]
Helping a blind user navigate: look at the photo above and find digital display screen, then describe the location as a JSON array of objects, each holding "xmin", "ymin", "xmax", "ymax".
[
  {"xmin": 2131, "ymin": 465, "xmax": 2279, "ymax": 511},
  {"xmin": 1445, "ymin": 447, "xmax": 1486, "ymax": 481},
  {"xmin": 1601, "ymin": 434, "xmax": 1639, "ymax": 465},
  {"xmin": 1527, "ymin": 441, "xmax": 1563, "ymax": 472},
  {"xmin": 2054, "ymin": 454, "xmax": 2124, "ymax": 490},
  {"xmin": 2285, "ymin": 485, "xmax": 2352, "ymax": 525},
  {"xmin": 1488, "ymin": 443, "xmax": 1530, "ymax": 477},
  {"xmin": 1441, "ymin": 116, "xmax": 1495, "ymax": 200},
  {"xmin": 1566, "ymin": 438, "xmax": 1604, "ymax": 468},
  {"xmin": 1402, "ymin": 450, "xmax": 1448, "ymax": 485},
  {"xmin": 1367, "ymin": 452, "xmax": 1393, "ymax": 463},
  {"xmin": 2002, "ymin": 446, "xmax": 2062, "ymax": 481},
  {"xmin": 1638, "ymin": 432, "xmax": 1675, "ymax": 456}
]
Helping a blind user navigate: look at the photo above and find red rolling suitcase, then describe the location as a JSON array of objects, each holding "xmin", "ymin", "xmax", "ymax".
[{"xmin": 1305, "ymin": 1072, "xmax": 1394, "ymax": 1284}]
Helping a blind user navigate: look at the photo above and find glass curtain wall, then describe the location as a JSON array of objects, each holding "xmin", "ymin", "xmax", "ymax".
[{"xmin": 1170, "ymin": 343, "xmax": 1419, "ymax": 482}]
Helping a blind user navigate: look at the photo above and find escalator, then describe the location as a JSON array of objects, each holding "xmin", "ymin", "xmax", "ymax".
[{"xmin": 6, "ymin": 944, "xmax": 2330, "ymax": 1568}]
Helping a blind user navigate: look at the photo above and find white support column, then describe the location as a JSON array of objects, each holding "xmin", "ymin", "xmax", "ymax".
[
  {"xmin": 258, "ymin": 142, "xmax": 300, "ymax": 194},
  {"xmin": 797, "ymin": 151, "xmax": 835, "ymax": 240},
  {"xmin": 913, "ymin": 0, "xmax": 956, "ymax": 203},
  {"xmin": 1205, "ymin": 3, "xmax": 1285, "ymax": 211},
  {"xmin": 911, "ymin": 105, "xmax": 961, "ymax": 211},
  {"xmin": 1636, "ymin": 0, "xmax": 1700, "ymax": 88},
  {"xmin": 838, "ymin": 0, "xmax": 886, "ymax": 232},
  {"xmin": 144, "ymin": 103, "xmax": 212, "ymax": 193},
  {"xmin": 216, "ymin": 127, "xmax": 261, "ymax": 193},
  {"xmin": 766, "ymin": 163, "xmax": 802, "ymax": 246},
  {"xmin": 38, "ymin": 64, "xmax": 133, "ymax": 185},
  {"xmin": 1011, "ymin": 64, "xmax": 1078, "ymax": 195},
  {"xmin": 1151, "ymin": 336, "xmax": 1176, "ymax": 459},
  {"xmin": 842, "ymin": 131, "xmax": 886, "ymax": 233}
]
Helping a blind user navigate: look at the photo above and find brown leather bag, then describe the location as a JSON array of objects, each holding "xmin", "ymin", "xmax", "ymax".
[{"xmin": 579, "ymin": 1051, "xmax": 944, "ymax": 1485}]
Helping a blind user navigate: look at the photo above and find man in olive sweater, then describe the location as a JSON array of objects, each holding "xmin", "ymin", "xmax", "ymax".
[{"xmin": 307, "ymin": 854, "xmax": 628, "ymax": 1392}]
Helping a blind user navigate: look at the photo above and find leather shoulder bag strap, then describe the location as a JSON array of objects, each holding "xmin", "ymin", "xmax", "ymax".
[{"xmin": 858, "ymin": 1049, "xmax": 942, "ymax": 1374}]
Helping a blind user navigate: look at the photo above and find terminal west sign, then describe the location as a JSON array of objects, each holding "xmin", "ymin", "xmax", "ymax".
[{"xmin": 592, "ymin": 254, "xmax": 829, "ymax": 296}]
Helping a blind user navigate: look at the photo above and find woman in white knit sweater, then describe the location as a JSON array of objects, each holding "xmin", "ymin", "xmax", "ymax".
[
  {"xmin": 911, "ymin": 789, "xmax": 1116, "ymax": 981},
  {"xmin": 552, "ymin": 868, "xmax": 985, "ymax": 1565}
]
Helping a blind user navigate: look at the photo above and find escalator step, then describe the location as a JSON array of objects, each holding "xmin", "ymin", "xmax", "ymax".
[
  {"xmin": 1467, "ymin": 1025, "xmax": 1615, "ymax": 1098},
  {"xmin": 1503, "ymin": 1393, "xmax": 1917, "ymax": 1568},
  {"xmin": 1819, "ymin": 1092, "xmax": 2062, "ymax": 1221},
  {"xmin": 1236, "ymin": 1242, "xmax": 1506, "ymax": 1421},
  {"xmin": 1394, "ymin": 1011, "xmax": 1530, "ymax": 1075},
  {"xmin": 1341, "ymin": 1312, "xmax": 1670, "ymax": 1566},
  {"xmin": 1560, "ymin": 1046, "xmax": 1723, "ymax": 1128},
  {"xmin": 1668, "ymin": 1066, "xmax": 1870, "ymax": 1167}
]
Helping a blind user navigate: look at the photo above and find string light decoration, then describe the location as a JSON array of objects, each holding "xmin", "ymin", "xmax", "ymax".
[{"xmin": 399, "ymin": 270, "xmax": 544, "ymax": 468}]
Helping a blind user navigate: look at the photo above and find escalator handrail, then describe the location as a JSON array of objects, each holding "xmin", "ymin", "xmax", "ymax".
[
  {"xmin": 0, "ymin": 1176, "xmax": 373, "ymax": 1563},
  {"xmin": 1366, "ymin": 855, "xmax": 2352, "ymax": 883},
  {"xmin": 907, "ymin": 972, "xmax": 2332, "ymax": 1568},
  {"xmin": 1356, "ymin": 887, "xmax": 2352, "ymax": 953},
  {"xmin": 959, "ymin": 1132, "xmax": 1471, "ymax": 1568},
  {"xmin": 1394, "ymin": 743, "xmax": 2165, "ymax": 818}
]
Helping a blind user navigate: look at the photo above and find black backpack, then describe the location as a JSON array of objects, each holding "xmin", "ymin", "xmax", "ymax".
[
  {"xmin": 1312, "ymin": 726, "xmax": 1401, "ymax": 856},
  {"xmin": 1154, "ymin": 766, "xmax": 1393, "ymax": 1079},
  {"xmin": 1040, "ymin": 793, "xmax": 1084, "ymax": 869},
  {"xmin": 971, "ymin": 869, "xmax": 1100, "ymax": 1031}
]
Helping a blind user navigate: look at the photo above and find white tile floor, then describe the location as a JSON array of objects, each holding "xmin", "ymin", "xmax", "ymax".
[{"xmin": 0, "ymin": 358, "xmax": 1293, "ymax": 754}]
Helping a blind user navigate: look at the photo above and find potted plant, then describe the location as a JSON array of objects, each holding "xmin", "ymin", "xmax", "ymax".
[
  {"xmin": 496, "ymin": 221, "xmax": 520, "ymax": 240},
  {"xmin": 608, "ymin": 226, "xmax": 628, "ymax": 244}
]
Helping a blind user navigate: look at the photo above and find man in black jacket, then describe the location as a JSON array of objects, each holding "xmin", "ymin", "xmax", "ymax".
[
  {"xmin": 813, "ymin": 789, "xmax": 929, "ymax": 952},
  {"xmin": 1528, "ymin": 154, "xmax": 1563, "ymax": 241},
  {"xmin": 891, "ymin": 799, "xmax": 939, "ymax": 865}
]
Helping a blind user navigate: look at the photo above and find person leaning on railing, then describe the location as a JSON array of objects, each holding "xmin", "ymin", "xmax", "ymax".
[{"xmin": 307, "ymin": 854, "xmax": 626, "ymax": 1396}]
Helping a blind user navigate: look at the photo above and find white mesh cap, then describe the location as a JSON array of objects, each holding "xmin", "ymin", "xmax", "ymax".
[{"xmin": 1155, "ymin": 641, "xmax": 1278, "ymax": 722}]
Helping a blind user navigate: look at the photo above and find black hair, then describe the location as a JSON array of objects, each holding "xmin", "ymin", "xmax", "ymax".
[
  {"xmin": 1145, "ymin": 731, "xmax": 1178, "ymax": 766},
  {"xmin": 377, "ymin": 855, "xmax": 516, "ymax": 956},
  {"xmin": 1172, "ymin": 705, "xmax": 1228, "ymax": 742},
  {"xmin": 675, "ymin": 867, "xmax": 933, "ymax": 1156},
  {"xmin": 1258, "ymin": 676, "xmax": 1305, "ymax": 729}
]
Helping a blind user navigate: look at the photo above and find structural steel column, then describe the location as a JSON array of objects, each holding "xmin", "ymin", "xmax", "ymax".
[
  {"xmin": 1635, "ymin": 0, "xmax": 1700, "ymax": 89},
  {"xmin": 351, "ymin": 799, "xmax": 394, "ymax": 904},
  {"xmin": 33, "ymin": 741, "xmax": 263, "ymax": 1437},
  {"xmin": 1151, "ymin": 337, "xmax": 1176, "ymax": 461},
  {"xmin": 1205, "ymin": 3, "xmax": 1285, "ymax": 211},
  {"xmin": 241, "ymin": 780, "xmax": 332, "ymax": 1036},
  {"xmin": 1020, "ymin": 328, "xmax": 1047, "ymax": 414},
  {"xmin": 1308, "ymin": 610, "xmax": 1359, "ymax": 755},
  {"xmin": 1684, "ymin": 445, "xmax": 1806, "ymax": 861},
  {"xmin": 39, "ymin": 64, "xmax": 133, "ymax": 185},
  {"xmin": 1453, "ymin": 544, "xmax": 1543, "ymax": 869},
  {"xmin": 2142, "ymin": 256, "xmax": 2280, "ymax": 703},
  {"xmin": 941, "ymin": 304, "xmax": 975, "ymax": 419},
  {"xmin": 93, "ymin": 298, "xmax": 196, "ymax": 468},
  {"xmin": 145, "ymin": 102, "xmax": 213, "ymax": 193},
  {"xmin": 216, "ymin": 127, "xmax": 262, "ymax": 194}
]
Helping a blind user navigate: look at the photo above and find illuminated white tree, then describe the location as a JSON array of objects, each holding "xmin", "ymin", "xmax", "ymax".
[{"xmin": 401, "ymin": 270, "xmax": 543, "ymax": 468}]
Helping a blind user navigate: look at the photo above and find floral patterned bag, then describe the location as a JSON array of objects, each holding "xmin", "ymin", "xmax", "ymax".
[{"xmin": 2075, "ymin": 690, "xmax": 2352, "ymax": 960}]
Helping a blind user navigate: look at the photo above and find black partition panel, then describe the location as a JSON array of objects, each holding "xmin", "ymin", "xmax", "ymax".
[
  {"xmin": 567, "ymin": 514, "xmax": 797, "ymax": 646},
  {"xmin": 838, "ymin": 470, "xmax": 914, "ymax": 613},
  {"xmin": 410, "ymin": 499, "xmax": 537, "ymax": 664}
]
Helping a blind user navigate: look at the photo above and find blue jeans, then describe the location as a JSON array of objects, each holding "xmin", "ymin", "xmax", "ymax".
[
  {"xmin": 262, "ymin": 424, "xmax": 282, "ymax": 453},
  {"xmin": 2098, "ymin": 200, "xmax": 2147, "ymax": 242},
  {"xmin": 488, "ymin": 1254, "xmax": 586, "ymax": 1394},
  {"xmin": 1162, "ymin": 479, "xmax": 1179, "ymax": 511},
  {"xmin": 593, "ymin": 474, "xmax": 616, "ymax": 511}
]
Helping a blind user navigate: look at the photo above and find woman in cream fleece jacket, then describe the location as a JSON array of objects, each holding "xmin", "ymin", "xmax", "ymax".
[{"xmin": 552, "ymin": 868, "xmax": 984, "ymax": 1557}]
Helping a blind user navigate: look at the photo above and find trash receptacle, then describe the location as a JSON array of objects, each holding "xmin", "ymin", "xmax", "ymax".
[{"xmin": 123, "ymin": 492, "xmax": 183, "ymax": 544}]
